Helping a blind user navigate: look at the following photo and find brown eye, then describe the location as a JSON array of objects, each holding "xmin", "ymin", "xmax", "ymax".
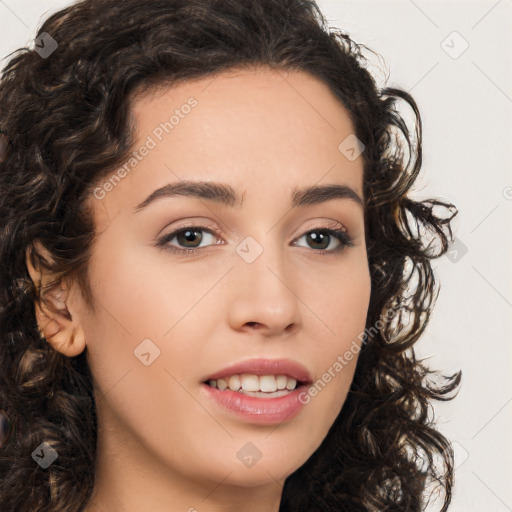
[
  {"xmin": 157, "ymin": 225, "xmax": 221, "ymax": 254},
  {"xmin": 305, "ymin": 231, "xmax": 331, "ymax": 250},
  {"xmin": 175, "ymin": 228, "xmax": 204, "ymax": 248},
  {"xmin": 294, "ymin": 228, "xmax": 353, "ymax": 254}
]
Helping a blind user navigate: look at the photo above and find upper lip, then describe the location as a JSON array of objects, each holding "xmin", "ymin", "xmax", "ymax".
[{"xmin": 203, "ymin": 358, "xmax": 313, "ymax": 384}]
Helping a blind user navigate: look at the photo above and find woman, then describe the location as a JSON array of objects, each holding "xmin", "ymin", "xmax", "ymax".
[{"xmin": 0, "ymin": 0, "xmax": 461, "ymax": 510}]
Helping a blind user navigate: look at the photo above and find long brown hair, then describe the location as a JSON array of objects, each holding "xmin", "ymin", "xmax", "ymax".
[{"xmin": 0, "ymin": 1, "xmax": 460, "ymax": 510}]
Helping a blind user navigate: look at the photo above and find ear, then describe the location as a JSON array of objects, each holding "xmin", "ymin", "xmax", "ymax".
[{"xmin": 25, "ymin": 241, "xmax": 86, "ymax": 357}]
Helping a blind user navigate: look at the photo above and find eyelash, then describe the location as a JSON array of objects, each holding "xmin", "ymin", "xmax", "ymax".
[{"xmin": 156, "ymin": 223, "xmax": 355, "ymax": 257}]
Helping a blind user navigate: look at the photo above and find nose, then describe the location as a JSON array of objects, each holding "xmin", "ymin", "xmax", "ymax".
[{"xmin": 227, "ymin": 239, "xmax": 302, "ymax": 338}]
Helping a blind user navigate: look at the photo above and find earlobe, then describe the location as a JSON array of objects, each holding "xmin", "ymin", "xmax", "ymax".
[
  {"xmin": 33, "ymin": 285, "xmax": 86, "ymax": 357},
  {"xmin": 25, "ymin": 243, "xmax": 86, "ymax": 357}
]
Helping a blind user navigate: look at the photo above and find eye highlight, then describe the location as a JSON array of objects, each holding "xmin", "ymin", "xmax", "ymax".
[{"xmin": 156, "ymin": 222, "xmax": 354, "ymax": 256}]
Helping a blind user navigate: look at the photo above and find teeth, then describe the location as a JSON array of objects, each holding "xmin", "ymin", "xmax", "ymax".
[
  {"xmin": 207, "ymin": 374, "xmax": 299, "ymax": 393},
  {"xmin": 259, "ymin": 375, "xmax": 277, "ymax": 392},
  {"xmin": 286, "ymin": 378, "xmax": 297, "ymax": 390},
  {"xmin": 276, "ymin": 375, "xmax": 287, "ymax": 390},
  {"xmin": 241, "ymin": 373, "xmax": 260, "ymax": 392},
  {"xmin": 217, "ymin": 378, "xmax": 228, "ymax": 391},
  {"xmin": 228, "ymin": 375, "xmax": 241, "ymax": 391}
]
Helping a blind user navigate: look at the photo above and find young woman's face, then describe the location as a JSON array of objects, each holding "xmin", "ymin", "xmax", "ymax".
[{"xmin": 77, "ymin": 67, "xmax": 370, "ymax": 492}]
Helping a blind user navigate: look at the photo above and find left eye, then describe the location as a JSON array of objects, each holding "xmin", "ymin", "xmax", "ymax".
[{"xmin": 294, "ymin": 228, "xmax": 351, "ymax": 252}]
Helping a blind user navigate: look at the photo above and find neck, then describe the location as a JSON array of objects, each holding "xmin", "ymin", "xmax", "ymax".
[{"xmin": 83, "ymin": 399, "xmax": 284, "ymax": 512}]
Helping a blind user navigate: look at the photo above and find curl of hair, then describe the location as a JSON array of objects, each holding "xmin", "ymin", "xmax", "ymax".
[{"xmin": 0, "ymin": 0, "xmax": 461, "ymax": 510}]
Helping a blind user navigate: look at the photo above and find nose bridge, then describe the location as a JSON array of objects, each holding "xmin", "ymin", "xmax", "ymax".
[
  {"xmin": 228, "ymin": 231, "xmax": 301, "ymax": 333},
  {"xmin": 235, "ymin": 231, "xmax": 289, "ymax": 289}
]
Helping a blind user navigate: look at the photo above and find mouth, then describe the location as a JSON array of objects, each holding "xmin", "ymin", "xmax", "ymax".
[
  {"xmin": 203, "ymin": 373, "xmax": 307, "ymax": 398},
  {"xmin": 201, "ymin": 358, "xmax": 313, "ymax": 400},
  {"xmin": 201, "ymin": 359, "xmax": 312, "ymax": 424}
]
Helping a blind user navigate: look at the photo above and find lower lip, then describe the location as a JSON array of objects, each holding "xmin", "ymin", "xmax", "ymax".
[{"xmin": 201, "ymin": 383, "xmax": 307, "ymax": 425}]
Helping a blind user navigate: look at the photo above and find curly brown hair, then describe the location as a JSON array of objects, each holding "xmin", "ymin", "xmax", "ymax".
[{"xmin": 0, "ymin": 0, "xmax": 461, "ymax": 510}]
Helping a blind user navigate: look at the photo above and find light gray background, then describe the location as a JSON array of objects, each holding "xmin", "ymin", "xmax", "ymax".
[{"xmin": 1, "ymin": 1, "xmax": 510, "ymax": 510}]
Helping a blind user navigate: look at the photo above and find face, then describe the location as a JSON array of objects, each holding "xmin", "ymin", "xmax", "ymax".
[{"xmin": 76, "ymin": 67, "xmax": 371, "ymax": 490}]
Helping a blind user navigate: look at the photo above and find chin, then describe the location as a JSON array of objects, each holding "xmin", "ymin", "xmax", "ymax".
[
  {"xmin": 217, "ymin": 462, "xmax": 298, "ymax": 488},
  {"xmin": 207, "ymin": 441, "xmax": 312, "ymax": 487}
]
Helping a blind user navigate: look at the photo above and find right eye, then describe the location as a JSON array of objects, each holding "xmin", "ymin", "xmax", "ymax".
[{"xmin": 156, "ymin": 225, "xmax": 224, "ymax": 255}]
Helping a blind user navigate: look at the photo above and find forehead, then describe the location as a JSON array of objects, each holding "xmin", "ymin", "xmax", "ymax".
[
  {"xmin": 91, "ymin": 66, "xmax": 364, "ymax": 223},
  {"xmin": 132, "ymin": 66, "xmax": 357, "ymax": 151}
]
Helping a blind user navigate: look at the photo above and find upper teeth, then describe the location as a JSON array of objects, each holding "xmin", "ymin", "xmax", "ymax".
[{"xmin": 208, "ymin": 374, "xmax": 297, "ymax": 393}]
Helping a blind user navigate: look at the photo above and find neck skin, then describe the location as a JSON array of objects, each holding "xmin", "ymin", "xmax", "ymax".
[{"xmin": 83, "ymin": 394, "xmax": 284, "ymax": 512}]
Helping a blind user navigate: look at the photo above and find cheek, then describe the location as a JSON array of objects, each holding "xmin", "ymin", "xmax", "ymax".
[
  {"xmin": 84, "ymin": 240, "xmax": 204, "ymax": 338},
  {"xmin": 305, "ymin": 258, "xmax": 371, "ymax": 352},
  {"xmin": 302, "ymin": 262, "xmax": 370, "ymax": 414},
  {"xmin": 81, "ymin": 243, "xmax": 215, "ymax": 396}
]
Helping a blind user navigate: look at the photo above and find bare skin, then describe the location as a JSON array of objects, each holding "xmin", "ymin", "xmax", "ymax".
[{"xmin": 27, "ymin": 66, "xmax": 371, "ymax": 512}]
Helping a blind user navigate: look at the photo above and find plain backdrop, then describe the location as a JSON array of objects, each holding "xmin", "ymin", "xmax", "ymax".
[{"xmin": 1, "ymin": 1, "xmax": 511, "ymax": 511}]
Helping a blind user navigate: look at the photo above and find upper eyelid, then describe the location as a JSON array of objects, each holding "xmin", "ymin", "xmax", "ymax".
[{"xmin": 160, "ymin": 223, "xmax": 221, "ymax": 241}]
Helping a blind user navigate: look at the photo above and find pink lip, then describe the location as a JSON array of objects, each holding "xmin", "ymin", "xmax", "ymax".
[
  {"xmin": 201, "ymin": 383, "xmax": 308, "ymax": 425},
  {"xmin": 201, "ymin": 358, "xmax": 312, "ymax": 425},
  {"xmin": 203, "ymin": 358, "xmax": 313, "ymax": 383}
]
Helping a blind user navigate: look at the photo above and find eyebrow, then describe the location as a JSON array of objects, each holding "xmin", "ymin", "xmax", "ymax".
[{"xmin": 133, "ymin": 180, "xmax": 364, "ymax": 213}]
